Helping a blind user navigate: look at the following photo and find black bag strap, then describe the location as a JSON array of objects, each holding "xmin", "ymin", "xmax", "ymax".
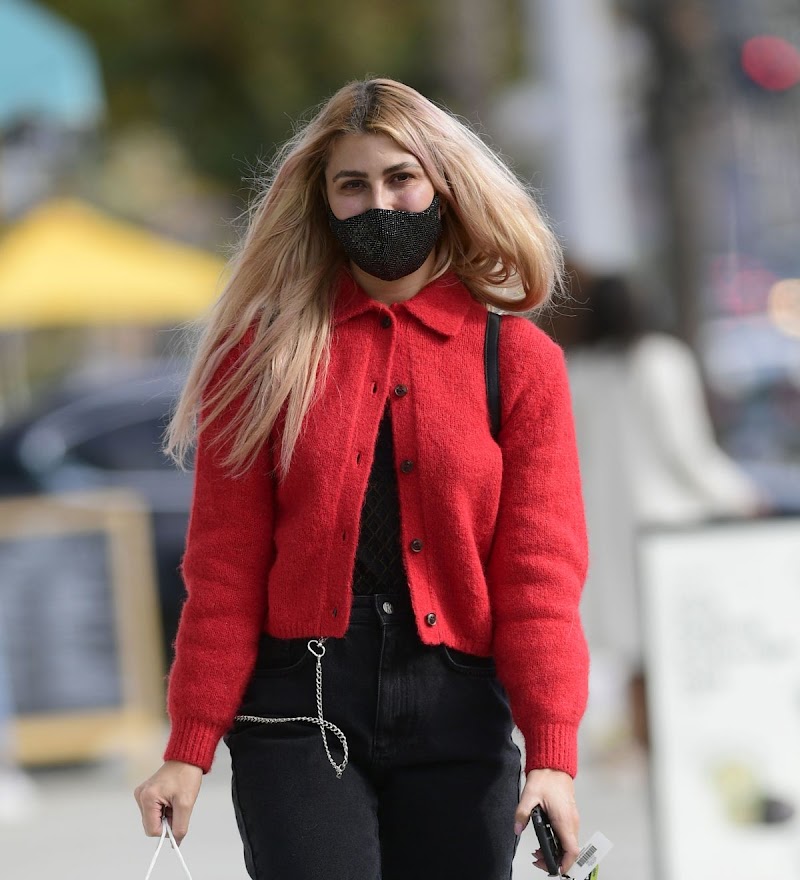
[{"xmin": 484, "ymin": 310, "xmax": 501, "ymax": 439}]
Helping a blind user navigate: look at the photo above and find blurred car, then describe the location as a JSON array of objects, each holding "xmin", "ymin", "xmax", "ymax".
[{"xmin": 0, "ymin": 360, "xmax": 192, "ymax": 669}]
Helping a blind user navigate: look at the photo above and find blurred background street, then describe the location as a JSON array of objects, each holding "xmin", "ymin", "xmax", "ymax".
[{"xmin": 1, "ymin": 1, "xmax": 799, "ymax": 878}]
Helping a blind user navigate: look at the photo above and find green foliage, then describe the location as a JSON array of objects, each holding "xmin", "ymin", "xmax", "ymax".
[{"xmin": 39, "ymin": 0, "xmax": 449, "ymax": 186}]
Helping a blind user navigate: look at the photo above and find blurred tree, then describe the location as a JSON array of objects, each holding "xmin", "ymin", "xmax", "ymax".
[
  {"xmin": 631, "ymin": 0, "xmax": 727, "ymax": 345},
  {"xmin": 39, "ymin": 0, "xmax": 518, "ymax": 191}
]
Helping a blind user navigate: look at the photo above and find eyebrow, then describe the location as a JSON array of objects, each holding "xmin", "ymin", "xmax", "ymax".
[{"xmin": 331, "ymin": 162, "xmax": 421, "ymax": 182}]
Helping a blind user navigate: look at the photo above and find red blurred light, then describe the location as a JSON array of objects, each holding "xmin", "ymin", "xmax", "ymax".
[
  {"xmin": 710, "ymin": 255, "xmax": 778, "ymax": 316},
  {"xmin": 741, "ymin": 35, "xmax": 800, "ymax": 91}
]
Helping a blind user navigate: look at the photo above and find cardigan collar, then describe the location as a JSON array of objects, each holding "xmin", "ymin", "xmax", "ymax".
[{"xmin": 332, "ymin": 269, "xmax": 474, "ymax": 338}]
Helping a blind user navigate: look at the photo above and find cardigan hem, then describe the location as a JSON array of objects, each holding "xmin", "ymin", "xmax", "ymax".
[{"xmin": 264, "ymin": 619, "xmax": 492, "ymax": 658}]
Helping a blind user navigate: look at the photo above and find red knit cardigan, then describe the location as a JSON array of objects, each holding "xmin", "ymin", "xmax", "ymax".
[{"xmin": 164, "ymin": 271, "xmax": 589, "ymax": 776}]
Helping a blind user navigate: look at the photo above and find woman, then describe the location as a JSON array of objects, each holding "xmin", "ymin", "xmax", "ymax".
[
  {"xmin": 563, "ymin": 272, "xmax": 762, "ymax": 754},
  {"xmin": 134, "ymin": 78, "xmax": 589, "ymax": 879}
]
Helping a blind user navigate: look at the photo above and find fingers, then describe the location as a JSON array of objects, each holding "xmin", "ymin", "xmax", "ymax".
[
  {"xmin": 514, "ymin": 782, "xmax": 540, "ymax": 832},
  {"xmin": 133, "ymin": 781, "xmax": 168, "ymax": 837},
  {"xmin": 133, "ymin": 761, "xmax": 203, "ymax": 843},
  {"xmin": 168, "ymin": 794, "xmax": 194, "ymax": 844},
  {"xmin": 516, "ymin": 768, "xmax": 581, "ymax": 874},
  {"xmin": 547, "ymin": 798, "xmax": 581, "ymax": 872}
]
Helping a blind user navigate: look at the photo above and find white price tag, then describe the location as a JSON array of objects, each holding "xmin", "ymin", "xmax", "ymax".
[{"xmin": 567, "ymin": 832, "xmax": 613, "ymax": 880}]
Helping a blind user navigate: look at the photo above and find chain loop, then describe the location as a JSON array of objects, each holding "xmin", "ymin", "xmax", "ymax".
[
  {"xmin": 234, "ymin": 636, "xmax": 348, "ymax": 778},
  {"xmin": 307, "ymin": 638, "xmax": 326, "ymax": 658}
]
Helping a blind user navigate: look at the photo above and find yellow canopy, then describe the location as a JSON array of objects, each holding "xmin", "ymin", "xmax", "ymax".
[{"xmin": 0, "ymin": 199, "xmax": 227, "ymax": 327}]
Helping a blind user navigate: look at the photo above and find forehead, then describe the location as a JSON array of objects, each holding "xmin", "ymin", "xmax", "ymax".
[{"xmin": 325, "ymin": 132, "xmax": 418, "ymax": 174}]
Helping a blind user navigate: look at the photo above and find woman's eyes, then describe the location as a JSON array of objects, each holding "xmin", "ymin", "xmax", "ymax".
[{"xmin": 341, "ymin": 173, "xmax": 414, "ymax": 190}]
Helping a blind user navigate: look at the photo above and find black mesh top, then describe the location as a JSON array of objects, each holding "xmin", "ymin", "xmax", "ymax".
[{"xmin": 351, "ymin": 402, "xmax": 408, "ymax": 595}]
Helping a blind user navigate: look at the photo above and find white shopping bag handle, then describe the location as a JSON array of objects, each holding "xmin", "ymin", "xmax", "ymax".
[{"xmin": 144, "ymin": 817, "xmax": 193, "ymax": 879}]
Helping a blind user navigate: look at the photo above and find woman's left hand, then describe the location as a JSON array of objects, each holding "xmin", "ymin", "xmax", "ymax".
[{"xmin": 514, "ymin": 767, "xmax": 580, "ymax": 874}]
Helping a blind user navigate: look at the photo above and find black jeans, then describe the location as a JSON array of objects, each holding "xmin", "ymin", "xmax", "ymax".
[{"xmin": 224, "ymin": 593, "xmax": 522, "ymax": 880}]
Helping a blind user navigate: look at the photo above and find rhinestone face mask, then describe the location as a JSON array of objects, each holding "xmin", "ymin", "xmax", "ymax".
[{"xmin": 327, "ymin": 193, "xmax": 442, "ymax": 282}]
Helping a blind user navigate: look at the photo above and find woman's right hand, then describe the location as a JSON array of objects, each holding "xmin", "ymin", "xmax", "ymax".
[{"xmin": 134, "ymin": 760, "xmax": 203, "ymax": 844}]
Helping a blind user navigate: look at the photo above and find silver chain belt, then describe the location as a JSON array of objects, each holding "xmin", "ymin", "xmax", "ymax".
[{"xmin": 234, "ymin": 638, "xmax": 349, "ymax": 778}]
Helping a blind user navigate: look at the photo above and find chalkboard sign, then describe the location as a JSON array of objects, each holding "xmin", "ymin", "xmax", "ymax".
[{"xmin": 0, "ymin": 490, "xmax": 165, "ymax": 768}]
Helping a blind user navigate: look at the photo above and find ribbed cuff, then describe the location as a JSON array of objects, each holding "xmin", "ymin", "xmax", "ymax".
[
  {"xmin": 520, "ymin": 721, "xmax": 579, "ymax": 777},
  {"xmin": 163, "ymin": 717, "xmax": 229, "ymax": 774}
]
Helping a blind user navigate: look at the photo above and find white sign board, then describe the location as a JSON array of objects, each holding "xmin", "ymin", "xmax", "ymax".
[{"xmin": 639, "ymin": 520, "xmax": 800, "ymax": 880}]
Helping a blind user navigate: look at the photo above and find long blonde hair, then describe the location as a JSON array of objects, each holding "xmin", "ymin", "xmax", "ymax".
[{"xmin": 166, "ymin": 77, "xmax": 563, "ymax": 480}]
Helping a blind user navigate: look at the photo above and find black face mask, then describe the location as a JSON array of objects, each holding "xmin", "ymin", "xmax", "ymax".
[{"xmin": 327, "ymin": 193, "xmax": 442, "ymax": 282}]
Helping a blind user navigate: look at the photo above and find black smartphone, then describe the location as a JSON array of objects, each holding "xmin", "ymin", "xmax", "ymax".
[{"xmin": 531, "ymin": 804, "xmax": 564, "ymax": 876}]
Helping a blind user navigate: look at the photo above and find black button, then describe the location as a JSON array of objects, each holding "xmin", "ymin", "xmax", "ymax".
[
  {"xmin": 410, "ymin": 538, "xmax": 423, "ymax": 552},
  {"xmin": 394, "ymin": 384, "xmax": 408, "ymax": 397},
  {"xmin": 425, "ymin": 612, "xmax": 437, "ymax": 626},
  {"xmin": 400, "ymin": 459, "xmax": 414, "ymax": 473},
  {"xmin": 380, "ymin": 314, "xmax": 392, "ymax": 328}
]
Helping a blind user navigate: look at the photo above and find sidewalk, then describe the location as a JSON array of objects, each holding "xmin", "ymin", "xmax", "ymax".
[{"xmin": 0, "ymin": 735, "xmax": 652, "ymax": 879}]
